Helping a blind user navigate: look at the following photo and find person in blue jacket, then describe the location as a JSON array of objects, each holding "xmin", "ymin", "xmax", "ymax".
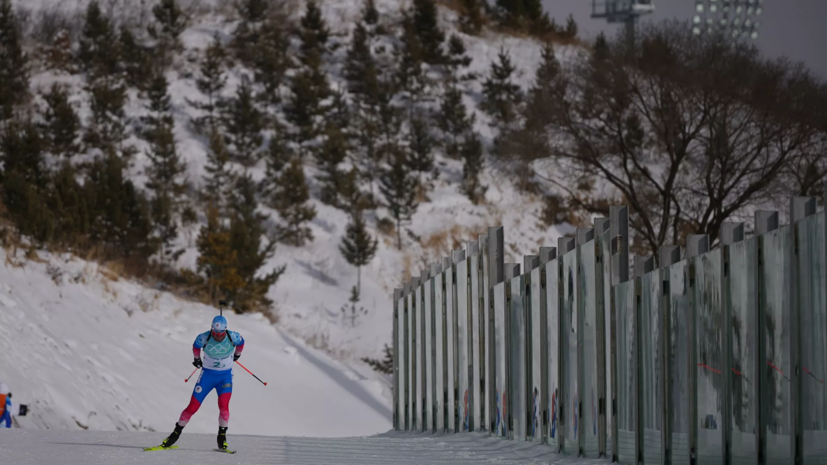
[
  {"xmin": 159, "ymin": 315, "xmax": 245, "ymax": 451},
  {"xmin": 1, "ymin": 389, "xmax": 11, "ymax": 428}
]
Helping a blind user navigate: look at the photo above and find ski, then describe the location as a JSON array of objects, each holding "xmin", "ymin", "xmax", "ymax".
[
  {"xmin": 214, "ymin": 448, "xmax": 237, "ymax": 454},
  {"xmin": 143, "ymin": 445, "xmax": 178, "ymax": 451}
]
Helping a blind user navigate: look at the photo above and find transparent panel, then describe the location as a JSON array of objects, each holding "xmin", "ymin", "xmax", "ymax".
[
  {"xmin": 640, "ymin": 269, "xmax": 662, "ymax": 464},
  {"xmin": 797, "ymin": 214, "xmax": 827, "ymax": 464},
  {"xmin": 482, "ymin": 246, "xmax": 493, "ymax": 433},
  {"xmin": 444, "ymin": 268, "xmax": 456, "ymax": 432},
  {"xmin": 456, "ymin": 260, "xmax": 470, "ymax": 431},
  {"xmin": 727, "ymin": 239, "xmax": 758, "ymax": 465},
  {"xmin": 759, "ymin": 225, "xmax": 793, "ymax": 464},
  {"xmin": 494, "ymin": 282, "xmax": 508, "ymax": 437},
  {"xmin": 580, "ymin": 241, "xmax": 600, "ymax": 457},
  {"xmin": 415, "ymin": 287, "xmax": 424, "ymax": 430},
  {"xmin": 397, "ymin": 296, "xmax": 407, "ymax": 431},
  {"xmin": 693, "ymin": 250, "xmax": 725, "ymax": 465},
  {"xmin": 424, "ymin": 279, "xmax": 434, "ymax": 432},
  {"xmin": 510, "ymin": 276, "xmax": 528, "ymax": 441},
  {"xmin": 600, "ymin": 231, "xmax": 613, "ymax": 455},
  {"xmin": 434, "ymin": 273, "xmax": 445, "ymax": 432},
  {"xmin": 669, "ymin": 261, "xmax": 691, "ymax": 465},
  {"xmin": 530, "ymin": 267, "xmax": 545, "ymax": 441},
  {"xmin": 407, "ymin": 291, "xmax": 416, "ymax": 431},
  {"xmin": 546, "ymin": 259, "xmax": 562, "ymax": 449},
  {"xmin": 615, "ymin": 279, "xmax": 638, "ymax": 464},
  {"xmin": 470, "ymin": 254, "xmax": 482, "ymax": 431},
  {"xmin": 562, "ymin": 248, "xmax": 579, "ymax": 454}
]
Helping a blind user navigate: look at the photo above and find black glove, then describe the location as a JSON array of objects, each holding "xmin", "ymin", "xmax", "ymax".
[
  {"xmin": 233, "ymin": 354, "xmax": 241, "ymax": 362},
  {"xmin": 193, "ymin": 358, "xmax": 203, "ymax": 368}
]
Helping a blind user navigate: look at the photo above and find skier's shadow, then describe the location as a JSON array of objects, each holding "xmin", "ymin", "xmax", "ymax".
[{"xmin": 50, "ymin": 442, "xmax": 147, "ymax": 450}]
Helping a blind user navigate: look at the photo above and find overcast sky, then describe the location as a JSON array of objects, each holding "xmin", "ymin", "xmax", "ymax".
[{"xmin": 541, "ymin": 0, "xmax": 827, "ymax": 78}]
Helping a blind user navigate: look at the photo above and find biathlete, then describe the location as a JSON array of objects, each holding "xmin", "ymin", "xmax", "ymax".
[{"xmin": 159, "ymin": 314, "xmax": 245, "ymax": 451}]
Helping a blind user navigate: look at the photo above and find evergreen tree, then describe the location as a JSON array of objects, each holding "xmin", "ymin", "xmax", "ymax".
[
  {"xmin": 202, "ymin": 127, "xmax": 232, "ymax": 212},
  {"xmin": 344, "ymin": 22, "xmax": 379, "ymax": 101},
  {"xmin": 406, "ymin": 113, "xmax": 434, "ymax": 183},
  {"xmin": 253, "ymin": 19, "xmax": 290, "ymax": 109},
  {"xmin": 396, "ymin": 15, "xmax": 428, "ymax": 111},
  {"xmin": 285, "ymin": 66, "xmax": 330, "ymax": 144},
  {"xmin": 593, "ymin": 32, "xmax": 610, "ymax": 61},
  {"xmin": 562, "ymin": 13, "xmax": 578, "ymax": 39},
  {"xmin": 44, "ymin": 29, "xmax": 74, "ymax": 74},
  {"xmin": 411, "ymin": 0, "xmax": 444, "ymax": 64},
  {"xmin": 445, "ymin": 34, "xmax": 473, "ymax": 79},
  {"xmin": 49, "ymin": 162, "xmax": 89, "ymax": 246},
  {"xmin": 362, "ymin": 344, "xmax": 394, "ymax": 374},
  {"xmin": 437, "ymin": 85, "xmax": 474, "ymax": 158},
  {"xmin": 298, "ymin": 0, "xmax": 329, "ymax": 66},
  {"xmin": 460, "ymin": 0, "xmax": 485, "ymax": 35},
  {"xmin": 141, "ymin": 72, "xmax": 173, "ymax": 132},
  {"xmin": 481, "ymin": 47, "xmax": 522, "ymax": 129},
  {"xmin": 148, "ymin": 0, "xmax": 187, "ymax": 66},
  {"xmin": 222, "ymin": 79, "xmax": 264, "ymax": 167},
  {"xmin": 339, "ymin": 208, "xmax": 378, "ymax": 294},
  {"xmin": 362, "ymin": 0, "xmax": 379, "ymax": 26},
  {"xmin": 41, "ymin": 84, "xmax": 81, "ymax": 159},
  {"xmin": 197, "ymin": 203, "xmax": 244, "ymax": 302},
  {"xmin": 262, "ymin": 127, "xmax": 292, "ymax": 194},
  {"xmin": 315, "ymin": 124, "xmax": 349, "ymax": 207},
  {"xmin": 228, "ymin": 174, "xmax": 284, "ymax": 311},
  {"xmin": 79, "ymin": 1, "xmax": 121, "ymax": 80},
  {"xmin": 0, "ymin": 0, "xmax": 29, "ymax": 123},
  {"xmin": 188, "ymin": 33, "xmax": 226, "ymax": 130},
  {"xmin": 460, "ymin": 131, "xmax": 486, "ymax": 203},
  {"xmin": 120, "ymin": 26, "xmax": 152, "ymax": 89},
  {"xmin": 379, "ymin": 152, "xmax": 418, "ymax": 250},
  {"xmin": 270, "ymin": 157, "xmax": 316, "ymax": 246},
  {"xmin": 85, "ymin": 77, "xmax": 129, "ymax": 153},
  {"xmin": 232, "ymin": 0, "xmax": 271, "ymax": 65}
]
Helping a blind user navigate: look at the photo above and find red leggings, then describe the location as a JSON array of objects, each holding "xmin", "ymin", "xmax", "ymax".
[{"xmin": 178, "ymin": 392, "xmax": 231, "ymax": 427}]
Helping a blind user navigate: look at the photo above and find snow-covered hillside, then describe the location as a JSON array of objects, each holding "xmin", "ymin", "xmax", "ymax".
[
  {"xmin": 9, "ymin": 0, "xmax": 578, "ymax": 373},
  {"xmin": 0, "ymin": 247, "xmax": 391, "ymax": 436}
]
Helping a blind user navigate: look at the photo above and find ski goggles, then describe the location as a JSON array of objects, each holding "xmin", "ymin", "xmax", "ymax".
[{"xmin": 211, "ymin": 328, "xmax": 227, "ymax": 339}]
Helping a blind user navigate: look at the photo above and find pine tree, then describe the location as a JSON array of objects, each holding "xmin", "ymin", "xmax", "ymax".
[
  {"xmin": 188, "ymin": 33, "xmax": 226, "ymax": 131},
  {"xmin": 141, "ymin": 72, "xmax": 173, "ymax": 132},
  {"xmin": 437, "ymin": 85, "xmax": 474, "ymax": 159},
  {"xmin": 228, "ymin": 174, "xmax": 284, "ymax": 311},
  {"xmin": 481, "ymin": 47, "xmax": 522, "ymax": 129},
  {"xmin": 148, "ymin": 0, "xmax": 187, "ymax": 66},
  {"xmin": 406, "ymin": 113, "xmax": 434, "ymax": 183},
  {"xmin": 79, "ymin": 1, "xmax": 121, "ymax": 80},
  {"xmin": 593, "ymin": 32, "xmax": 610, "ymax": 61},
  {"xmin": 344, "ymin": 22, "xmax": 379, "ymax": 101},
  {"xmin": 339, "ymin": 208, "xmax": 378, "ymax": 294},
  {"xmin": 379, "ymin": 152, "xmax": 418, "ymax": 250},
  {"xmin": 253, "ymin": 19, "xmax": 290, "ymax": 109},
  {"xmin": 44, "ymin": 29, "xmax": 74, "ymax": 74},
  {"xmin": 411, "ymin": 0, "xmax": 444, "ymax": 64},
  {"xmin": 298, "ymin": 0, "xmax": 329, "ymax": 66},
  {"xmin": 362, "ymin": 343, "xmax": 394, "ymax": 374},
  {"xmin": 49, "ymin": 162, "xmax": 89, "ymax": 246},
  {"xmin": 562, "ymin": 14, "xmax": 578, "ymax": 39},
  {"xmin": 460, "ymin": 0, "xmax": 485, "ymax": 35},
  {"xmin": 396, "ymin": 15, "xmax": 428, "ymax": 111},
  {"xmin": 460, "ymin": 132, "xmax": 486, "ymax": 204},
  {"xmin": 362, "ymin": 0, "xmax": 379, "ymax": 26},
  {"xmin": 0, "ymin": 0, "xmax": 29, "ymax": 123},
  {"xmin": 262, "ymin": 127, "xmax": 292, "ymax": 194},
  {"xmin": 202, "ymin": 127, "xmax": 232, "ymax": 211},
  {"xmin": 315, "ymin": 124, "xmax": 349, "ymax": 207},
  {"xmin": 41, "ymin": 84, "xmax": 80, "ymax": 158},
  {"xmin": 120, "ymin": 26, "xmax": 152, "ymax": 89},
  {"xmin": 85, "ymin": 77, "xmax": 129, "ymax": 153},
  {"xmin": 232, "ymin": 0, "xmax": 270, "ymax": 65},
  {"xmin": 223, "ymin": 79, "xmax": 264, "ymax": 167},
  {"xmin": 285, "ymin": 66, "xmax": 330, "ymax": 145},
  {"xmin": 445, "ymin": 34, "xmax": 473, "ymax": 79},
  {"xmin": 270, "ymin": 157, "xmax": 316, "ymax": 246},
  {"xmin": 197, "ymin": 203, "xmax": 244, "ymax": 302}
]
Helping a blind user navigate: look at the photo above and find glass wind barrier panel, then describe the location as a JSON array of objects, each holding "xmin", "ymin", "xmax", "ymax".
[
  {"xmin": 580, "ymin": 241, "xmax": 600, "ymax": 457},
  {"xmin": 470, "ymin": 254, "xmax": 482, "ymax": 431},
  {"xmin": 494, "ymin": 282, "xmax": 508, "ymax": 437},
  {"xmin": 693, "ymin": 250, "xmax": 725, "ymax": 465},
  {"xmin": 424, "ymin": 280, "xmax": 434, "ymax": 432},
  {"xmin": 481, "ymin": 244, "xmax": 491, "ymax": 433},
  {"xmin": 434, "ymin": 273, "xmax": 445, "ymax": 433},
  {"xmin": 727, "ymin": 239, "xmax": 758, "ymax": 465},
  {"xmin": 600, "ymin": 230, "xmax": 613, "ymax": 455},
  {"xmin": 759, "ymin": 225, "xmax": 793, "ymax": 465},
  {"xmin": 510, "ymin": 276, "xmax": 528, "ymax": 441},
  {"xmin": 546, "ymin": 259, "xmax": 562, "ymax": 450},
  {"xmin": 797, "ymin": 214, "xmax": 827, "ymax": 464},
  {"xmin": 668, "ymin": 261, "xmax": 691, "ymax": 465},
  {"xmin": 407, "ymin": 291, "xmax": 416, "ymax": 431},
  {"xmin": 530, "ymin": 266, "xmax": 545, "ymax": 442},
  {"xmin": 397, "ymin": 296, "xmax": 407, "ymax": 431},
  {"xmin": 416, "ymin": 286, "xmax": 426, "ymax": 431},
  {"xmin": 456, "ymin": 259, "xmax": 470, "ymax": 431},
  {"xmin": 615, "ymin": 279, "xmax": 638, "ymax": 464},
  {"xmin": 444, "ymin": 267, "xmax": 456, "ymax": 433},
  {"xmin": 562, "ymin": 248, "xmax": 579, "ymax": 455},
  {"xmin": 640, "ymin": 269, "xmax": 663, "ymax": 465}
]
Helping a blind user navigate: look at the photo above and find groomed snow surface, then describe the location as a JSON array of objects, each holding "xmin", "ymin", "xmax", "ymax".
[{"xmin": 0, "ymin": 429, "xmax": 610, "ymax": 465}]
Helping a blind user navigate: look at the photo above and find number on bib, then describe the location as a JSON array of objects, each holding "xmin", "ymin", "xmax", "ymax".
[{"xmin": 213, "ymin": 361, "xmax": 221, "ymax": 368}]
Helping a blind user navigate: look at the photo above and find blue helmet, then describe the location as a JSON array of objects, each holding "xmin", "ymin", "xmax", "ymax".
[{"xmin": 212, "ymin": 315, "xmax": 228, "ymax": 333}]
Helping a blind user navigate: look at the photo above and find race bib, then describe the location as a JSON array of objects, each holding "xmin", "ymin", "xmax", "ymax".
[{"xmin": 203, "ymin": 354, "xmax": 233, "ymax": 371}]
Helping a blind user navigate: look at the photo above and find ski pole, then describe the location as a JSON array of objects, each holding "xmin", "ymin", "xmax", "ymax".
[
  {"xmin": 236, "ymin": 361, "xmax": 267, "ymax": 386},
  {"xmin": 185, "ymin": 368, "xmax": 199, "ymax": 383}
]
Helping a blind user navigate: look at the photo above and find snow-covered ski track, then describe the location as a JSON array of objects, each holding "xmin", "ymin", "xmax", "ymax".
[{"xmin": 1, "ymin": 429, "xmax": 610, "ymax": 464}]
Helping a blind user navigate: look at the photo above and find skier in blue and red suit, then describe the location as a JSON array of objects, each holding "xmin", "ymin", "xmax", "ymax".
[{"xmin": 160, "ymin": 315, "xmax": 245, "ymax": 451}]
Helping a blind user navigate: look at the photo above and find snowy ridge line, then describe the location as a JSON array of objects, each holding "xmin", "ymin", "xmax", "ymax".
[{"xmin": 0, "ymin": 429, "xmax": 610, "ymax": 464}]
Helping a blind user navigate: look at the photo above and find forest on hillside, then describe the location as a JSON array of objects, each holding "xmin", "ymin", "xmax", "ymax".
[{"xmin": 0, "ymin": 0, "xmax": 825, "ymax": 316}]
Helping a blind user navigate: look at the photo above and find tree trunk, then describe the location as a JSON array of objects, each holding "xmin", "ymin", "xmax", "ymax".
[
  {"xmin": 357, "ymin": 266, "xmax": 362, "ymax": 295},
  {"xmin": 396, "ymin": 218, "xmax": 402, "ymax": 250}
]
